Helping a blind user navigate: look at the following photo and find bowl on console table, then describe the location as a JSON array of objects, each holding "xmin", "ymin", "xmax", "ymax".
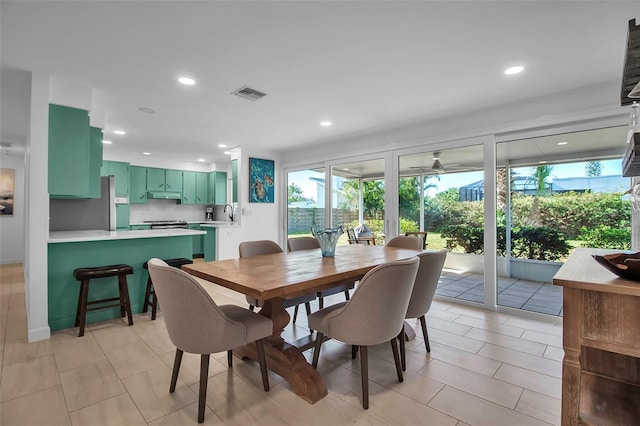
[{"xmin": 592, "ymin": 252, "xmax": 640, "ymax": 281}]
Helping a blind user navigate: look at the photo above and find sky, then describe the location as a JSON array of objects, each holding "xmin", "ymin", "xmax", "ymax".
[{"xmin": 288, "ymin": 159, "xmax": 626, "ymax": 202}]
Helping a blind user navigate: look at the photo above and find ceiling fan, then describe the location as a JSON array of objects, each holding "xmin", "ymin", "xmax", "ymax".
[{"xmin": 409, "ymin": 152, "xmax": 464, "ymax": 174}]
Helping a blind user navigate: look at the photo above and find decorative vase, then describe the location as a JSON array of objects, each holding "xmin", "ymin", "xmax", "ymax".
[{"xmin": 311, "ymin": 226, "xmax": 344, "ymax": 257}]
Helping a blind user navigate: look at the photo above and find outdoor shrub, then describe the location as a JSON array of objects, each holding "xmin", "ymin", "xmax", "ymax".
[
  {"xmin": 443, "ymin": 224, "xmax": 569, "ymax": 261},
  {"xmin": 579, "ymin": 225, "xmax": 631, "ymax": 250},
  {"xmin": 399, "ymin": 219, "xmax": 419, "ymax": 233},
  {"xmin": 511, "ymin": 226, "xmax": 570, "ymax": 261},
  {"xmin": 441, "ymin": 225, "xmax": 484, "ymax": 254}
]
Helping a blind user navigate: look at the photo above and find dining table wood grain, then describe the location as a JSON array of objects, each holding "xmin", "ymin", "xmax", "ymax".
[{"xmin": 182, "ymin": 244, "xmax": 422, "ymax": 404}]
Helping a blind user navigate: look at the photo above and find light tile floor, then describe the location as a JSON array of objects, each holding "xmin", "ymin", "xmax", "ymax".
[
  {"xmin": 437, "ymin": 270, "xmax": 564, "ymax": 316},
  {"xmin": 0, "ymin": 263, "xmax": 562, "ymax": 425}
]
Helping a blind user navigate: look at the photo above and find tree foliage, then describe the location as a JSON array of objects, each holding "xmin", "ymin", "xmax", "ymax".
[
  {"xmin": 288, "ymin": 183, "xmax": 310, "ymax": 203},
  {"xmin": 585, "ymin": 161, "xmax": 603, "ymax": 177}
]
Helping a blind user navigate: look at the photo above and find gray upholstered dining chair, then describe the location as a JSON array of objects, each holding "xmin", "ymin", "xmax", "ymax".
[
  {"xmin": 386, "ymin": 235, "xmax": 424, "ymax": 250},
  {"xmin": 308, "ymin": 257, "xmax": 420, "ymax": 409},
  {"xmin": 287, "ymin": 237, "xmax": 355, "ymax": 309},
  {"xmin": 398, "ymin": 250, "xmax": 447, "ymax": 371},
  {"xmin": 240, "ymin": 240, "xmax": 316, "ymax": 323},
  {"xmin": 147, "ymin": 258, "xmax": 272, "ymax": 424}
]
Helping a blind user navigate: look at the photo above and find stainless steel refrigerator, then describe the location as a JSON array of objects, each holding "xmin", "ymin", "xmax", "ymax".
[{"xmin": 50, "ymin": 176, "xmax": 116, "ymax": 231}]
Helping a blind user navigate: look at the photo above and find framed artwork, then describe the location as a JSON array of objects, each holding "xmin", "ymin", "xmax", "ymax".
[
  {"xmin": 249, "ymin": 157, "xmax": 274, "ymax": 203},
  {"xmin": 0, "ymin": 168, "xmax": 15, "ymax": 215}
]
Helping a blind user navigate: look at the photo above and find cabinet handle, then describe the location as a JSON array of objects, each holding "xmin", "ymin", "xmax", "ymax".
[
  {"xmin": 139, "ymin": 195, "xmax": 145, "ymax": 200},
  {"xmin": 167, "ymin": 184, "xmax": 172, "ymax": 189}
]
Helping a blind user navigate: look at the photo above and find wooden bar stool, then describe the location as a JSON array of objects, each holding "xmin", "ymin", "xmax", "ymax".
[
  {"xmin": 73, "ymin": 264, "xmax": 134, "ymax": 337},
  {"xmin": 142, "ymin": 258, "xmax": 193, "ymax": 320}
]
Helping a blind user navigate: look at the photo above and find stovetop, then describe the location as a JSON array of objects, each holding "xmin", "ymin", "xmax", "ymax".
[{"xmin": 143, "ymin": 220, "xmax": 188, "ymax": 225}]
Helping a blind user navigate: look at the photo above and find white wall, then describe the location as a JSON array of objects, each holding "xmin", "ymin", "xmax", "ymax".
[
  {"xmin": 216, "ymin": 148, "xmax": 281, "ymax": 260},
  {"xmin": 0, "ymin": 152, "xmax": 25, "ymax": 264}
]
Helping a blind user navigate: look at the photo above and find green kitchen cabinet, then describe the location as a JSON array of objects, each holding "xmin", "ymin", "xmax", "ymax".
[
  {"xmin": 130, "ymin": 224, "xmax": 151, "ymax": 230},
  {"xmin": 115, "ymin": 204, "xmax": 130, "ymax": 230},
  {"xmin": 48, "ymin": 104, "xmax": 92, "ymax": 198},
  {"xmin": 231, "ymin": 159, "xmax": 238, "ymax": 203},
  {"xmin": 203, "ymin": 227, "xmax": 216, "ymax": 261},
  {"xmin": 182, "ymin": 171, "xmax": 196, "ymax": 204},
  {"xmin": 87, "ymin": 127, "xmax": 104, "ymax": 199},
  {"xmin": 129, "ymin": 166, "xmax": 147, "ymax": 204},
  {"xmin": 195, "ymin": 172, "xmax": 208, "ymax": 205},
  {"xmin": 146, "ymin": 168, "xmax": 183, "ymax": 192},
  {"xmin": 165, "ymin": 169, "xmax": 182, "ymax": 192},
  {"xmin": 101, "ymin": 160, "xmax": 130, "ymax": 197},
  {"xmin": 207, "ymin": 172, "xmax": 227, "ymax": 204},
  {"xmin": 188, "ymin": 223, "xmax": 203, "ymax": 256},
  {"xmin": 146, "ymin": 168, "xmax": 165, "ymax": 190}
]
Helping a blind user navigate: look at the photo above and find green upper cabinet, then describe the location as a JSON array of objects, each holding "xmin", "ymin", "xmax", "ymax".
[
  {"xmin": 48, "ymin": 104, "xmax": 92, "ymax": 197},
  {"xmin": 182, "ymin": 171, "xmax": 196, "ymax": 204},
  {"xmin": 231, "ymin": 159, "xmax": 238, "ymax": 203},
  {"xmin": 129, "ymin": 166, "xmax": 147, "ymax": 204},
  {"xmin": 146, "ymin": 168, "xmax": 165, "ymax": 190},
  {"xmin": 146, "ymin": 168, "xmax": 182, "ymax": 192},
  {"xmin": 165, "ymin": 169, "xmax": 182, "ymax": 192},
  {"xmin": 207, "ymin": 171, "xmax": 227, "ymax": 204},
  {"xmin": 195, "ymin": 172, "xmax": 208, "ymax": 205},
  {"xmin": 101, "ymin": 160, "xmax": 129, "ymax": 197},
  {"xmin": 87, "ymin": 127, "xmax": 104, "ymax": 199}
]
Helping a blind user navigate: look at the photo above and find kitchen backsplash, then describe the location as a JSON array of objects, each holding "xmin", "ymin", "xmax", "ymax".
[{"xmin": 130, "ymin": 200, "xmax": 222, "ymax": 223}]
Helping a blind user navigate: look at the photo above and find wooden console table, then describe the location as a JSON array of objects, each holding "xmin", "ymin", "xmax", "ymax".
[{"xmin": 553, "ymin": 248, "xmax": 640, "ymax": 425}]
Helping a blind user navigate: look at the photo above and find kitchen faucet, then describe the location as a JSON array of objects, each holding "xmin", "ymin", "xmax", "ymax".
[{"xmin": 223, "ymin": 204, "xmax": 234, "ymax": 221}]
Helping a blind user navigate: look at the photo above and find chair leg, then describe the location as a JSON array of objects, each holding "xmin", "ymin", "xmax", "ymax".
[
  {"xmin": 249, "ymin": 305, "xmax": 255, "ymax": 312},
  {"xmin": 312, "ymin": 332, "xmax": 324, "ymax": 368},
  {"xmin": 352, "ymin": 345, "xmax": 358, "ymax": 359},
  {"xmin": 256, "ymin": 340, "xmax": 270, "ymax": 392},
  {"xmin": 75, "ymin": 280, "xmax": 86, "ymax": 327},
  {"xmin": 305, "ymin": 302, "xmax": 311, "ymax": 317},
  {"xmin": 227, "ymin": 350, "xmax": 233, "ymax": 368},
  {"xmin": 293, "ymin": 304, "xmax": 299, "ymax": 323},
  {"xmin": 344, "ymin": 290, "xmax": 350, "ymax": 301},
  {"xmin": 142, "ymin": 276, "xmax": 152, "ymax": 313},
  {"xmin": 150, "ymin": 291, "xmax": 158, "ymax": 320},
  {"xmin": 118, "ymin": 274, "xmax": 134, "ymax": 326},
  {"xmin": 198, "ymin": 354, "xmax": 210, "ymax": 423},
  {"xmin": 419, "ymin": 315, "xmax": 430, "ymax": 353},
  {"xmin": 390, "ymin": 337, "xmax": 403, "ymax": 382},
  {"xmin": 170, "ymin": 348, "xmax": 183, "ymax": 392},
  {"xmin": 78, "ymin": 280, "xmax": 90, "ymax": 337},
  {"xmin": 318, "ymin": 296, "xmax": 324, "ymax": 309},
  {"xmin": 360, "ymin": 345, "xmax": 369, "ymax": 409},
  {"xmin": 398, "ymin": 330, "xmax": 406, "ymax": 371}
]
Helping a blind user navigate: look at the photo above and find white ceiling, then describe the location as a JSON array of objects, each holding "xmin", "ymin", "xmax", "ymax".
[{"xmin": 1, "ymin": 1, "xmax": 638, "ymax": 165}]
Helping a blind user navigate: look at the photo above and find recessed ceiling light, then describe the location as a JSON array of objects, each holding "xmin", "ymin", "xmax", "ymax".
[
  {"xmin": 143, "ymin": 152, "xmax": 151, "ymax": 156},
  {"xmin": 557, "ymin": 141, "xmax": 568, "ymax": 146},
  {"xmin": 113, "ymin": 130, "xmax": 126, "ymax": 135},
  {"xmin": 178, "ymin": 77, "xmax": 195, "ymax": 86},
  {"xmin": 218, "ymin": 144, "xmax": 227, "ymax": 148},
  {"xmin": 343, "ymin": 168, "xmax": 349, "ymax": 171},
  {"xmin": 539, "ymin": 160, "xmax": 547, "ymax": 164},
  {"xmin": 139, "ymin": 107, "xmax": 155, "ymax": 114},
  {"xmin": 197, "ymin": 158, "xmax": 206, "ymax": 162},
  {"xmin": 223, "ymin": 151, "xmax": 232, "ymax": 155},
  {"xmin": 504, "ymin": 66, "xmax": 524, "ymax": 75},
  {"xmin": 102, "ymin": 140, "xmax": 112, "ymax": 144},
  {"xmin": 320, "ymin": 121, "xmax": 332, "ymax": 127}
]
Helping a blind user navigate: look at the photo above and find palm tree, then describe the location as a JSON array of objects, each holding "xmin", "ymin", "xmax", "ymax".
[{"xmin": 526, "ymin": 165, "xmax": 553, "ymax": 226}]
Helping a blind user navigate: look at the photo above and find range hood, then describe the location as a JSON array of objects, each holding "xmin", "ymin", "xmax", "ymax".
[{"xmin": 147, "ymin": 191, "xmax": 181, "ymax": 200}]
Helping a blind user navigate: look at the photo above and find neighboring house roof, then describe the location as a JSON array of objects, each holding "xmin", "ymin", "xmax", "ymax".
[
  {"xmin": 551, "ymin": 175, "xmax": 628, "ymax": 193},
  {"xmin": 459, "ymin": 175, "xmax": 628, "ymax": 194}
]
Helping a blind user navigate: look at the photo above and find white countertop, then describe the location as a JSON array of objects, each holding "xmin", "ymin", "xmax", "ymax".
[
  {"xmin": 49, "ymin": 228, "xmax": 206, "ymax": 243},
  {"xmin": 129, "ymin": 221, "xmax": 237, "ymax": 227}
]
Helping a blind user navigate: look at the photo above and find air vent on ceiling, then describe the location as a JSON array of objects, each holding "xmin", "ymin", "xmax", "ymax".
[{"xmin": 231, "ymin": 86, "xmax": 267, "ymax": 101}]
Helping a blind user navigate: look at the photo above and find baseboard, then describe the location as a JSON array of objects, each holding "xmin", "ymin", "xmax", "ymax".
[
  {"xmin": 0, "ymin": 258, "xmax": 24, "ymax": 265},
  {"xmin": 28, "ymin": 325, "xmax": 51, "ymax": 342}
]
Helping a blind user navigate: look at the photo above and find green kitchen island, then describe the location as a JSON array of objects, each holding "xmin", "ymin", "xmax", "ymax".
[{"xmin": 48, "ymin": 228, "xmax": 205, "ymax": 331}]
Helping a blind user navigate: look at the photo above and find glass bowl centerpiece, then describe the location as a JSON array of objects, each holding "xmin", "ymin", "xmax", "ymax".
[{"xmin": 311, "ymin": 226, "xmax": 344, "ymax": 257}]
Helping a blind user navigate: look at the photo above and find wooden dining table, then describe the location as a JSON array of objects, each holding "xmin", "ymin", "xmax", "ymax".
[{"xmin": 182, "ymin": 243, "xmax": 422, "ymax": 404}]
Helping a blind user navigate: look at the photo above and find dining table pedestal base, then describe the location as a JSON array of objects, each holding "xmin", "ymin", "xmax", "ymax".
[{"xmin": 233, "ymin": 298, "xmax": 328, "ymax": 404}]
